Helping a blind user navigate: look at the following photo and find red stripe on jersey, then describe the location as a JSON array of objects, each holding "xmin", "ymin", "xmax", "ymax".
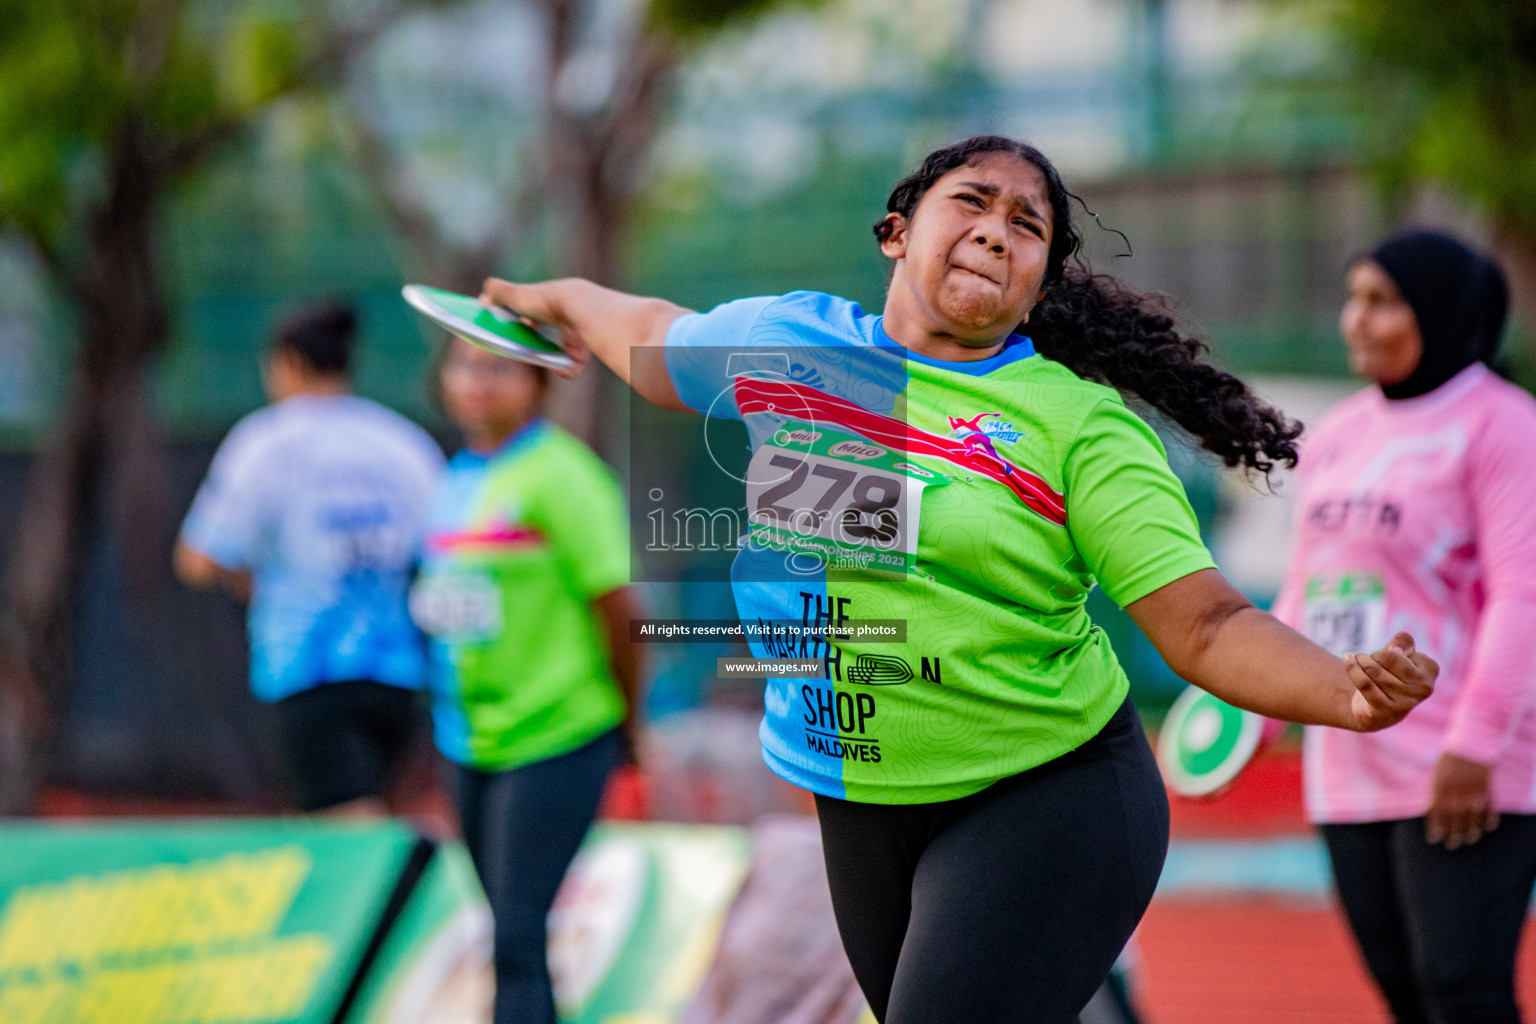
[
  {"xmin": 430, "ymin": 525, "xmax": 545, "ymax": 551},
  {"xmin": 733, "ymin": 376, "xmax": 1067, "ymax": 526}
]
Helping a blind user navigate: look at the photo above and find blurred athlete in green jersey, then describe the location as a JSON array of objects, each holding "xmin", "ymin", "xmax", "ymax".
[{"xmin": 414, "ymin": 338, "xmax": 643, "ymax": 1024}]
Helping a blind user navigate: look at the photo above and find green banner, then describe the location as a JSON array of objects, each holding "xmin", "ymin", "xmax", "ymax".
[
  {"xmin": 0, "ymin": 819, "xmax": 790, "ymax": 1024},
  {"xmin": 0, "ymin": 821, "xmax": 489, "ymax": 1024},
  {"xmin": 349, "ymin": 841, "xmax": 493, "ymax": 1024},
  {"xmin": 551, "ymin": 824, "xmax": 751, "ymax": 1024}
]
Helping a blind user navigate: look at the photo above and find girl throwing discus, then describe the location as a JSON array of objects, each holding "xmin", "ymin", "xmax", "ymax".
[{"xmin": 481, "ymin": 136, "xmax": 1437, "ymax": 1024}]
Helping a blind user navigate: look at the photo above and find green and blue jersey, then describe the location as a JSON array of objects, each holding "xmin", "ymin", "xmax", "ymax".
[
  {"xmin": 665, "ymin": 291, "xmax": 1215, "ymax": 804},
  {"xmin": 414, "ymin": 420, "xmax": 630, "ymax": 771}
]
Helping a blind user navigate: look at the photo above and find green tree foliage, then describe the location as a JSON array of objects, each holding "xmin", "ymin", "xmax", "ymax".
[
  {"xmin": 1331, "ymin": 0, "xmax": 1536, "ymax": 233},
  {"xmin": 0, "ymin": 0, "xmax": 318, "ymax": 269},
  {"xmin": 348, "ymin": 0, "xmax": 829, "ymax": 444},
  {"xmin": 650, "ymin": 0, "xmax": 818, "ymax": 35},
  {"xmin": 0, "ymin": 0, "xmax": 413, "ymax": 813}
]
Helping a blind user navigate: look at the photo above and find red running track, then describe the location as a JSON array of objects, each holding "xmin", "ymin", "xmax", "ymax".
[
  {"xmin": 1166, "ymin": 742, "xmax": 1311, "ymax": 840},
  {"xmin": 1147, "ymin": 742, "xmax": 1535, "ymax": 1023},
  {"xmin": 1135, "ymin": 897, "xmax": 1536, "ymax": 1024}
]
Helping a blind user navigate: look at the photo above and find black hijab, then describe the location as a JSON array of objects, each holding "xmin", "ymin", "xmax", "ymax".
[{"xmin": 1368, "ymin": 230, "xmax": 1509, "ymax": 400}]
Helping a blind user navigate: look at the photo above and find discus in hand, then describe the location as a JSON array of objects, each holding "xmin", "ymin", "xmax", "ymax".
[
  {"xmin": 1157, "ymin": 686, "xmax": 1278, "ymax": 798},
  {"xmin": 402, "ymin": 284, "xmax": 574, "ymax": 370}
]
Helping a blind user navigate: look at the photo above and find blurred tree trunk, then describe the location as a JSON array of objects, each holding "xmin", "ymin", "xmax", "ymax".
[
  {"xmin": 540, "ymin": 3, "xmax": 674, "ymax": 451},
  {"xmin": 351, "ymin": 0, "xmax": 674, "ymax": 451},
  {"xmin": 353, "ymin": 1, "xmax": 822, "ymax": 449},
  {"xmin": 0, "ymin": 123, "xmax": 169, "ymax": 813},
  {"xmin": 0, "ymin": 5, "xmax": 402, "ymax": 814}
]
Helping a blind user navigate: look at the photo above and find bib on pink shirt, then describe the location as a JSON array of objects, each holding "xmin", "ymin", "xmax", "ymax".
[{"xmin": 1273, "ymin": 364, "xmax": 1536, "ymax": 823}]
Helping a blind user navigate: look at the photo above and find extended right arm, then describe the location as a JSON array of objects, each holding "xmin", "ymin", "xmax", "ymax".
[
  {"xmin": 480, "ymin": 278, "xmax": 692, "ymax": 413},
  {"xmin": 1068, "ymin": 399, "xmax": 1434, "ymax": 731},
  {"xmin": 1128, "ymin": 569, "xmax": 1434, "ymax": 731}
]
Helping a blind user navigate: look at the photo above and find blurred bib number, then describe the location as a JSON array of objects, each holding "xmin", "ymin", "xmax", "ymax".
[
  {"xmin": 1303, "ymin": 573, "xmax": 1386, "ymax": 656},
  {"xmin": 745, "ymin": 428, "xmax": 931, "ymax": 573},
  {"xmin": 412, "ymin": 571, "xmax": 503, "ymax": 642}
]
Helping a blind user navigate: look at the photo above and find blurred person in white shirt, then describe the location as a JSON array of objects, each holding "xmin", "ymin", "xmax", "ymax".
[{"xmin": 176, "ymin": 301, "xmax": 443, "ymax": 814}]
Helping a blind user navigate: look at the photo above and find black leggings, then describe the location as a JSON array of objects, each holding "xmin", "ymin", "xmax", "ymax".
[
  {"xmin": 814, "ymin": 699, "xmax": 1168, "ymax": 1024},
  {"xmin": 456, "ymin": 729, "xmax": 621, "ymax": 1024},
  {"xmin": 1323, "ymin": 815, "xmax": 1536, "ymax": 1024}
]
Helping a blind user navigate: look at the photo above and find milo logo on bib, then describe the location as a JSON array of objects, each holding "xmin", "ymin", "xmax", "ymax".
[{"xmin": 827, "ymin": 441, "xmax": 886, "ymax": 461}]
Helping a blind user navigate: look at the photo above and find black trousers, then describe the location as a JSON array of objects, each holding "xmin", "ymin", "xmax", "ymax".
[
  {"xmin": 814, "ymin": 699, "xmax": 1168, "ymax": 1024},
  {"xmin": 456, "ymin": 729, "xmax": 621, "ymax": 1024},
  {"xmin": 1323, "ymin": 815, "xmax": 1536, "ymax": 1024}
]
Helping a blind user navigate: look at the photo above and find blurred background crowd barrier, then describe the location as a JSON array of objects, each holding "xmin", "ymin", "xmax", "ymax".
[
  {"xmin": 0, "ymin": 817, "xmax": 845, "ymax": 1024},
  {"xmin": 0, "ymin": 819, "xmax": 495, "ymax": 1023}
]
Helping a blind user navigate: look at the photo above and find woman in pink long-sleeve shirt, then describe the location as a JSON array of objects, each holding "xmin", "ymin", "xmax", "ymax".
[{"xmin": 1274, "ymin": 230, "xmax": 1536, "ymax": 1024}]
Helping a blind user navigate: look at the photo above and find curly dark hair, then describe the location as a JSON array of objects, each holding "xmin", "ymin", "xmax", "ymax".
[{"xmin": 877, "ymin": 135, "xmax": 1302, "ymax": 477}]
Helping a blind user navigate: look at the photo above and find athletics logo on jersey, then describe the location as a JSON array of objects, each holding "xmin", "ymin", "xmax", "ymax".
[
  {"xmin": 947, "ymin": 412, "xmax": 1024, "ymax": 445},
  {"xmin": 947, "ymin": 413, "xmax": 1025, "ymax": 474}
]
